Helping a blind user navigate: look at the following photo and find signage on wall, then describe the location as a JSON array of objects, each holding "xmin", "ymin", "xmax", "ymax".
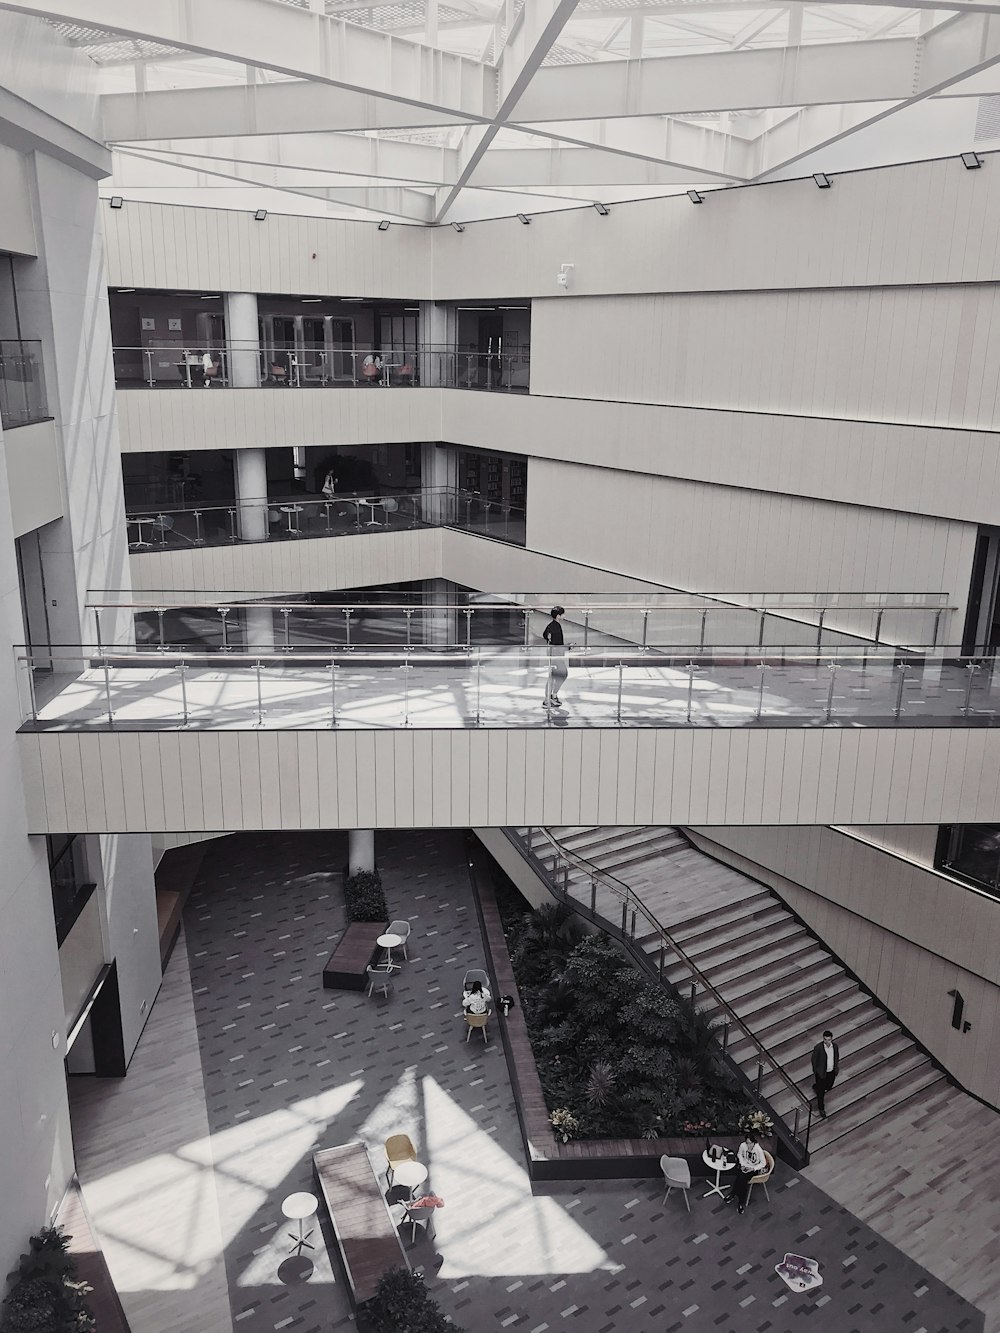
[
  {"xmin": 141, "ymin": 317, "xmax": 155, "ymax": 331},
  {"xmin": 168, "ymin": 318, "xmax": 182, "ymax": 332}
]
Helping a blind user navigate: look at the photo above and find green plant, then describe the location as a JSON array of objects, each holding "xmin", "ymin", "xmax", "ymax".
[
  {"xmin": 585, "ymin": 1060, "xmax": 617, "ymax": 1109},
  {"xmin": 738, "ymin": 1109, "xmax": 774, "ymax": 1136},
  {"xmin": 549, "ymin": 1107, "xmax": 580, "ymax": 1142},
  {"xmin": 0, "ymin": 1226, "xmax": 95, "ymax": 1333},
  {"xmin": 344, "ymin": 869, "xmax": 388, "ymax": 922},
  {"xmin": 359, "ymin": 1266, "xmax": 464, "ymax": 1333}
]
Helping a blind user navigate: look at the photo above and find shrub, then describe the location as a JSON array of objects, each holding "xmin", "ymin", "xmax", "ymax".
[
  {"xmin": 344, "ymin": 869, "xmax": 388, "ymax": 922},
  {"xmin": 359, "ymin": 1267, "xmax": 464, "ymax": 1333},
  {"xmin": 0, "ymin": 1226, "xmax": 95, "ymax": 1333}
]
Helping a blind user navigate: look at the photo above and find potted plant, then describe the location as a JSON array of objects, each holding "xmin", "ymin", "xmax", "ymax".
[{"xmin": 0, "ymin": 1225, "xmax": 95, "ymax": 1333}]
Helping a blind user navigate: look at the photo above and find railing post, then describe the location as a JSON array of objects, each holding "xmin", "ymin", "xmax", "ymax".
[
  {"xmin": 932, "ymin": 607, "xmax": 942, "ymax": 649},
  {"xmin": 402, "ymin": 660, "xmax": 410, "ymax": 726},
  {"xmin": 630, "ymin": 907, "xmax": 636, "ymax": 938},
  {"xmin": 102, "ymin": 657, "xmax": 114, "ymax": 726},
  {"xmin": 344, "ymin": 608, "xmax": 352, "ymax": 647},
  {"xmin": 227, "ymin": 507, "xmax": 238, "ymax": 542},
  {"xmin": 641, "ymin": 609, "xmax": 649, "ymax": 650},
  {"xmin": 218, "ymin": 607, "xmax": 231, "ymax": 651},
  {"xmin": 893, "ymin": 660, "xmax": 907, "ymax": 719},
  {"xmin": 793, "ymin": 1106, "xmax": 800, "ymax": 1142},
  {"xmin": 583, "ymin": 610, "xmax": 590, "ymax": 649},
  {"xmin": 590, "ymin": 875, "xmax": 597, "ymax": 914},
  {"xmin": 254, "ymin": 660, "xmax": 265, "ymax": 727},
  {"xmin": 193, "ymin": 510, "xmax": 204, "ymax": 544},
  {"xmin": 757, "ymin": 609, "xmax": 766, "ymax": 647},
  {"xmin": 24, "ymin": 655, "xmax": 38, "ymax": 722},
  {"xmin": 143, "ymin": 348, "xmax": 154, "ymax": 387},
  {"xmin": 699, "ymin": 608, "xmax": 707, "ymax": 650},
  {"xmin": 721, "ymin": 1021, "xmax": 729, "ymax": 1056},
  {"xmin": 523, "ymin": 610, "xmax": 531, "ymax": 649},
  {"xmin": 755, "ymin": 1062, "xmax": 763, "ymax": 1095},
  {"xmin": 824, "ymin": 662, "xmax": 837, "ymax": 722},
  {"xmin": 464, "ymin": 608, "xmax": 473, "ymax": 647},
  {"xmin": 963, "ymin": 661, "xmax": 979, "ymax": 716},
  {"xmin": 686, "ymin": 661, "xmax": 696, "ymax": 723},
  {"xmin": 658, "ymin": 943, "xmax": 665, "ymax": 977},
  {"xmin": 874, "ymin": 608, "xmax": 884, "ymax": 645},
  {"xmin": 816, "ymin": 608, "xmax": 825, "ymax": 650},
  {"xmin": 689, "ymin": 981, "xmax": 696, "ymax": 1006},
  {"xmin": 94, "ymin": 606, "xmax": 103, "ymax": 651},
  {"xmin": 154, "ymin": 607, "xmax": 166, "ymax": 651},
  {"xmin": 616, "ymin": 661, "xmax": 623, "ymax": 722},
  {"xmin": 280, "ymin": 607, "xmax": 292, "ymax": 652},
  {"xmin": 474, "ymin": 648, "xmax": 482, "ymax": 725},
  {"xmin": 621, "ymin": 898, "xmax": 628, "ymax": 936},
  {"xmin": 330, "ymin": 660, "xmax": 337, "ymax": 727},
  {"xmin": 179, "ymin": 660, "xmax": 189, "ymax": 726},
  {"xmin": 754, "ymin": 661, "xmax": 767, "ymax": 720}
]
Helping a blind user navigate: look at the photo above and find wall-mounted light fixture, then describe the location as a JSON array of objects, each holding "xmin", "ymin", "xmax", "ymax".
[
  {"xmin": 593, "ymin": 202, "xmax": 610, "ymax": 216},
  {"xmin": 109, "ymin": 196, "xmax": 124, "ymax": 209},
  {"xmin": 378, "ymin": 219, "xmax": 391, "ymax": 231},
  {"xmin": 812, "ymin": 173, "xmax": 832, "ymax": 189},
  {"xmin": 451, "ymin": 222, "xmax": 465, "ymax": 233},
  {"xmin": 686, "ymin": 190, "xmax": 704, "ymax": 204},
  {"xmin": 516, "ymin": 213, "xmax": 531, "ymax": 225},
  {"xmin": 254, "ymin": 208, "xmax": 268, "ymax": 221},
  {"xmin": 961, "ymin": 152, "xmax": 983, "ymax": 170}
]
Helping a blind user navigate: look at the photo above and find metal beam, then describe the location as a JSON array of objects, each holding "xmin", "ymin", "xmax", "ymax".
[{"xmin": 0, "ymin": 0, "xmax": 493, "ymax": 118}]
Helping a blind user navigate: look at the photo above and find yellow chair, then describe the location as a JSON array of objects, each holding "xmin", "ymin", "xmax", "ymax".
[
  {"xmin": 465, "ymin": 1011, "xmax": 490, "ymax": 1044},
  {"xmin": 385, "ymin": 1134, "xmax": 417, "ymax": 1184},
  {"xmin": 748, "ymin": 1149, "xmax": 774, "ymax": 1205}
]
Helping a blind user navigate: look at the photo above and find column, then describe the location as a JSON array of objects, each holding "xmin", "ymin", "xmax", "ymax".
[
  {"xmin": 234, "ymin": 448, "xmax": 268, "ymax": 542},
  {"xmin": 418, "ymin": 300, "xmax": 454, "ymax": 387},
  {"xmin": 349, "ymin": 829, "xmax": 375, "ymax": 875},
  {"xmin": 421, "ymin": 441, "xmax": 457, "ymax": 526},
  {"xmin": 422, "ymin": 577, "xmax": 458, "ymax": 647},
  {"xmin": 224, "ymin": 292, "xmax": 259, "ymax": 388},
  {"xmin": 244, "ymin": 605, "xmax": 275, "ymax": 652}
]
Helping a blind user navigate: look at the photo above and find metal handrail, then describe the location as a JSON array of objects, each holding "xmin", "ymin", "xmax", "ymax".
[{"xmin": 523, "ymin": 825, "xmax": 813, "ymax": 1150}]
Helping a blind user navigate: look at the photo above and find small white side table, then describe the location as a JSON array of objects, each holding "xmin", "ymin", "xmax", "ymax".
[
  {"xmin": 377, "ymin": 932, "xmax": 404, "ymax": 968},
  {"xmin": 280, "ymin": 504, "xmax": 304, "ymax": 536},
  {"xmin": 391, "ymin": 1160, "xmax": 428, "ymax": 1194},
  {"xmin": 282, "ymin": 1191, "xmax": 318, "ymax": 1256},
  {"xmin": 702, "ymin": 1148, "xmax": 736, "ymax": 1200}
]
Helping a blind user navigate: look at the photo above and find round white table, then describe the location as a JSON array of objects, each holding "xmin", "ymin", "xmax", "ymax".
[
  {"xmin": 129, "ymin": 516, "xmax": 155, "ymax": 549},
  {"xmin": 702, "ymin": 1148, "xmax": 736, "ymax": 1200},
  {"xmin": 362, "ymin": 498, "xmax": 386, "ymax": 527},
  {"xmin": 280, "ymin": 504, "xmax": 304, "ymax": 535},
  {"xmin": 377, "ymin": 932, "xmax": 404, "ymax": 967},
  {"xmin": 281, "ymin": 1191, "xmax": 318, "ymax": 1255},
  {"xmin": 391, "ymin": 1160, "xmax": 428, "ymax": 1192}
]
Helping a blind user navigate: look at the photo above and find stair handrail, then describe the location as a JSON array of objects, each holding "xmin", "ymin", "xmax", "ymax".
[{"xmin": 522, "ymin": 826, "xmax": 813, "ymax": 1149}]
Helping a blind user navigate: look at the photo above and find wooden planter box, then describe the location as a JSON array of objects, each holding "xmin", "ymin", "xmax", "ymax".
[{"xmin": 473, "ymin": 870, "xmax": 774, "ymax": 1181}]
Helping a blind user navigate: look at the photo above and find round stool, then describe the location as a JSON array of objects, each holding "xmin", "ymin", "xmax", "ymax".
[{"xmin": 282, "ymin": 1191, "xmax": 318, "ymax": 1256}]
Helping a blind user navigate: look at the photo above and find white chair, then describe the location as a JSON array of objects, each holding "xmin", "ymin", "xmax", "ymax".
[
  {"xmin": 465, "ymin": 1010, "xmax": 490, "ymax": 1043},
  {"xmin": 400, "ymin": 1205, "xmax": 434, "ymax": 1245},
  {"xmin": 387, "ymin": 918, "xmax": 411, "ymax": 960},
  {"xmin": 747, "ymin": 1149, "xmax": 774, "ymax": 1205},
  {"xmin": 660, "ymin": 1155, "xmax": 692, "ymax": 1212},
  {"xmin": 463, "ymin": 967, "xmax": 490, "ymax": 991},
  {"xmin": 366, "ymin": 964, "xmax": 394, "ymax": 999}
]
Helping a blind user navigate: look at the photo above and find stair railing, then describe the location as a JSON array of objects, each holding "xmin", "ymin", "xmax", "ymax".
[{"xmin": 515, "ymin": 826, "xmax": 814, "ymax": 1155}]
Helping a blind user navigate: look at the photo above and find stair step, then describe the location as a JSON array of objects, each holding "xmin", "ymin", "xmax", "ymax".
[
  {"xmin": 746, "ymin": 1007, "xmax": 893, "ymax": 1068},
  {"xmin": 728, "ymin": 959, "xmax": 844, "ymax": 1012},
  {"xmin": 759, "ymin": 1028, "xmax": 913, "ymax": 1100},
  {"xmin": 661, "ymin": 921, "xmax": 806, "ymax": 976},
  {"xmin": 709, "ymin": 948, "xmax": 833, "ymax": 1002},
  {"xmin": 671, "ymin": 890, "xmax": 778, "ymax": 940},
  {"xmin": 770, "ymin": 1045, "xmax": 932, "ymax": 1121},
  {"xmin": 674, "ymin": 906, "xmax": 792, "ymax": 957},
  {"xmin": 728, "ymin": 986, "xmax": 872, "ymax": 1053},
  {"xmin": 697, "ymin": 936, "xmax": 819, "ymax": 987},
  {"xmin": 807, "ymin": 1068, "xmax": 949, "ymax": 1153}
]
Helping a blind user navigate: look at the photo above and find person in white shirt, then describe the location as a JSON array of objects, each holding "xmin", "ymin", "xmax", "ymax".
[
  {"xmin": 201, "ymin": 350, "xmax": 215, "ymax": 387},
  {"xmin": 362, "ymin": 352, "xmax": 383, "ymax": 384},
  {"xmin": 724, "ymin": 1132, "xmax": 767, "ymax": 1214},
  {"xmin": 462, "ymin": 980, "xmax": 491, "ymax": 1015}
]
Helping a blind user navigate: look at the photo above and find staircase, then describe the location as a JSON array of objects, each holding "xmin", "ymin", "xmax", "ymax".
[{"xmin": 515, "ymin": 825, "xmax": 949, "ymax": 1153}]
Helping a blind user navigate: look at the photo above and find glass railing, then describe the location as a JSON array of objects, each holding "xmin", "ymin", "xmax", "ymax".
[
  {"xmin": 16, "ymin": 644, "xmax": 997, "ymax": 732},
  {"xmin": 124, "ymin": 487, "xmax": 527, "ymax": 551},
  {"xmin": 112, "ymin": 341, "xmax": 529, "ymax": 392},
  {"xmin": 0, "ymin": 339, "xmax": 48, "ymax": 428}
]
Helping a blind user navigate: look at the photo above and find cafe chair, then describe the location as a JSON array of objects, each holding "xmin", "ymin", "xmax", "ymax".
[
  {"xmin": 660, "ymin": 1155, "xmax": 692, "ymax": 1213},
  {"xmin": 748, "ymin": 1150, "xmax": 774, "ymax": 1205},
  {"xmin": 465, "ymin": 1010, "xmax": 490, "ymax": 1044},
  {"xmin": 400, "ymin": 1205, "xmax": 434, "ymax": 1245},
  {"xmin": 366, "ymin": 964, "xmax": 394, "ymax": 1000},
  {"xmin": 387, "ymin": 918, "xmax": 411, "ymax": 960},
  {"xmin": 463, "ymin": 967, "xmax": 490, "ymax": 992},
  {"xmin": 384, "ymin": 1133, "xmax": 417, "ymax": 1184}
]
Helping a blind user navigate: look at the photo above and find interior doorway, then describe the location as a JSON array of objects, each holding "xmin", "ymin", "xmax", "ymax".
[{"xmin": 962, "ymin": 526, "xmax": 1000, "ymax": 655}]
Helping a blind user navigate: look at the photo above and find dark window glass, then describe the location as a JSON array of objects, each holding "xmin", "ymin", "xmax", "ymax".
[
  {"xmin": 47, "ymin": 834, "xmax": 95, "ymax": 945},
  {"xmin": 936, "ymin": 824, "xmax": 1000, "ymax": 901}
]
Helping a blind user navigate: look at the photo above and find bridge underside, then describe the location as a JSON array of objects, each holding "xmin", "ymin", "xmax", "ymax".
[{"xmin": 19, "ymin": 724, "xmax": 1000, "ymax": 833}]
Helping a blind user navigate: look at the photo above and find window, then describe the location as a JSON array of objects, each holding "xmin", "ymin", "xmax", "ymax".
[
  {"xmin": 47, "ymin": 834, "xmax": 95, "ymax": 945},
  {"xmin": 936, "ymin": 825, "xmax": 1000, "ymax": 901}
]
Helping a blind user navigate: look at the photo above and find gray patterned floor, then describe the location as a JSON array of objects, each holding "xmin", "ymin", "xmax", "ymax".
[{"xmin": 177, "ymin": 830, "xmax": 982, "ymax": 1333}]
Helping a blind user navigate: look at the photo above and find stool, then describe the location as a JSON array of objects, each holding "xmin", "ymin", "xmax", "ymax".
[{"xmin": 282, "ymin": 1191, "xmax": 318, "ymax": 1256}]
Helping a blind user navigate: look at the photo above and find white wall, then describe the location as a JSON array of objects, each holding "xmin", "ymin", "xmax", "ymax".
[
  {"xmin": 105, "ymin": 156, "xmax": 1000, "ymax": 301},
  {"xmin": 523, "ymin": 458, "xmax": 977, "ymax": 636},
  {"xmin": 532, "ymin": 286, "xmax": 1000, "ymax": 432},
  {"xmin": 19, "ymin": 724, "xmax": 1000, "ymax": 834},
  {"xmin": 57, "ymin": 890, "xmax": 105, "ymax": 1033},
  {"xmin": 6, "ymin": 418, "xmax": 63, "ymax": 538},
  {"xmin": 128, "ymin": 525, "xmax": 443, "ymax": 598},
  {"xmin": 0, "ymin": 145, "xmax": 36, "ymax": 256},
  {"xmin": 688, "ymin": 824, "xmax": 1000, "ymax": 1107},
  {"xmin": 94, "ymin": 833, "xmax": 161, "ymax": 1062}
]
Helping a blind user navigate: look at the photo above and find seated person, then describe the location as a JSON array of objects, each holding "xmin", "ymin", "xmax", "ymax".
[
  {"xmin": 462, "ymin": 979, "xmax": 491, "ymax": 1014},
  {"xmin": 723, "ymin": 1131, "xmax": 766, "ymax": 1215}
]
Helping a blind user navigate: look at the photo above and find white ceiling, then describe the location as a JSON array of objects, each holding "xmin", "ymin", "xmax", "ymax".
[{"xmin": 24, "ymin": 0, "xmax": 1000, "ymax": 222}]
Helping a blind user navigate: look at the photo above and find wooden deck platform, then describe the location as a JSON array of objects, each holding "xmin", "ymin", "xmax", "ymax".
[{"xmin": 313, "ymin": 1142, "xmax": 408, "ymax": 1306}]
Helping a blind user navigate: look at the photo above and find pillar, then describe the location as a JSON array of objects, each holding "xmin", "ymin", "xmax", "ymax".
[
  {"xmin": 234, "ymin": 447, "xmax": 268, "ymax": 542},
  {"xmin": 420, "ymin": 441, "xmax": 457, "ymax": 525},
  {"xmin": 349, "ymin": 829, "xmax": 375, "ymax": 875},
  {"xmin": 244, "ymin": 605, "xmax": 275, "ymax": 652},
  {"xmin": 224, "ymin": 292, "xmax": 259, "ymax": 388},
  {"xmin": 418, "ymin": 300, "xmax": 454, "ymax": 387}
]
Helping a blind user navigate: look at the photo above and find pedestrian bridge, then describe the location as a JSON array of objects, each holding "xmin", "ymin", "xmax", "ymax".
[{"xmin": 17, "ymin": 640, "xmax": 1000, "ymax": 834}]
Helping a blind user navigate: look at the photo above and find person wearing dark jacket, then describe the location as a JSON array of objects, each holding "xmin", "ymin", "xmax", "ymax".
[
  {"xmin": 810, "ymin": 1029, "xmax": 840, "ymax": 1119},
  {"xmin": 542, "ymin": 606, "xmax": 568, "ymax": 709}
]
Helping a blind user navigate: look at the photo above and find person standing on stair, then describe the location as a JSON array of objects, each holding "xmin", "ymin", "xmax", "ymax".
[
  {"xmin": 542, "ymin": 606, "xmax": 568, "ymax": 710},
  {"xmin": 810, "ymin": 1029, "xmax": 840, "ymax": 1119}
]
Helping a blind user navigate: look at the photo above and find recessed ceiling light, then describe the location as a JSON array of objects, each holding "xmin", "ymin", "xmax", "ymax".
[
  {"xmin": 342, "ymin": 297, "xmax": 365, "ymax": 302},
  {"xmin": 200, "ymin": 294, "xmax": 220, "ymax": 299},
  {"xmin": 117, "ymin": 288, "xmax": 136, "ymax": 293},
  {"xmin": 301, "ymin": 297, "xmax": 322, "ymax": 302}
]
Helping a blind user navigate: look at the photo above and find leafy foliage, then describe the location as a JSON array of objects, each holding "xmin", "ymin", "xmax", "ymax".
[
  {"xmin": 0, "ymin": 1227, "xmax": 95, "ymax": 1333},
  {"xmin": 495, "ymin": 883, "xmax": 753, "ymax": 1140},
  {"xmin": 344, "ymin": 869, "xmax": 388, "ymax": 922},
  {"xmin": 359, "ymin": 1266, "xmax": 464, "ymax": 1333}
]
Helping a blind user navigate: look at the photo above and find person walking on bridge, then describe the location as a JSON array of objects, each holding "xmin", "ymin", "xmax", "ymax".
[{"xmin": 542, "ymin": 606, "xmax": 568, "ymax": 710}]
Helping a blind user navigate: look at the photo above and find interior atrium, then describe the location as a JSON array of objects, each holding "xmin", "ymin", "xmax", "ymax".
[{"xmin": 2, "ymin": 2, "xmax": 1000, "ymax": 1331}]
